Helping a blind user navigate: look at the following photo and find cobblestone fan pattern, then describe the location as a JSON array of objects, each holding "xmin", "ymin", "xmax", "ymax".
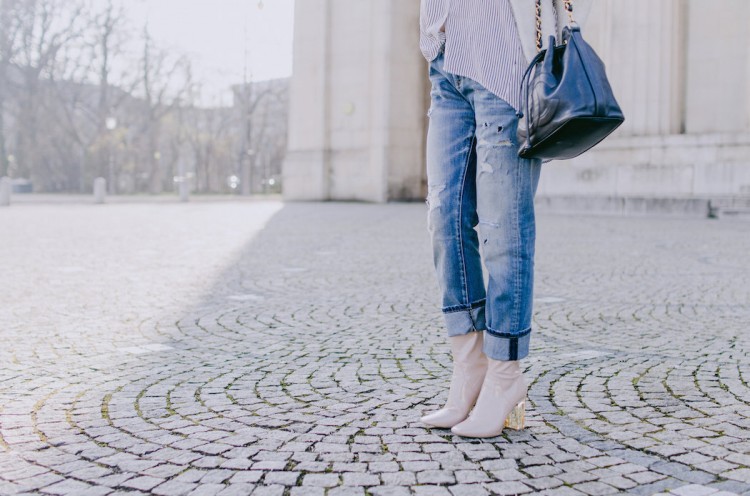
[{"xmin": 1, "ymin": 201, "xmax": 750, "ymax": 496}]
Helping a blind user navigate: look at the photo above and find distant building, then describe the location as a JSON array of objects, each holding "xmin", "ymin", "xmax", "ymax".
[{"xmin": 1, "ymin": 58, "xmax": 290, "ymax": 194}]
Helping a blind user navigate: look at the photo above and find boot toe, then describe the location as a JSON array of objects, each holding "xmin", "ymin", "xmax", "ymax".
[
  {"xmin": 420, "ymin": 408, "xmax": 468, "ymax": 429},
  {"xmin": 451, "ymin": 416, "xmax": 503, "ymax": 438}
]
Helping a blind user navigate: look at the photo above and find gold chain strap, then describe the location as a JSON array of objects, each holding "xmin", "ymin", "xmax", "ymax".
[
  {"xmin": 564, "ymin": 0, "xmax": 576, "ymax": 24},
  {"xmin": 535, "ymin": 0, "xmax": 543, "ymax": 52},
  {"xmin": 535, "ymin": 0, "xmax": 576, "ymax": 53}
]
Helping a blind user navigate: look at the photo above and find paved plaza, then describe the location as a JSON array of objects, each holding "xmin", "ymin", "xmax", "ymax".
[{"xmin": 1, "ymin": 200, "xmax": 750, "ymax": 496}]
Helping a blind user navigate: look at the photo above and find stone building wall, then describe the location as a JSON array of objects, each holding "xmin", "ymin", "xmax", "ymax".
[{"xmin": 283, "ymin": 0, "xmax": 750, "ymax": 202}]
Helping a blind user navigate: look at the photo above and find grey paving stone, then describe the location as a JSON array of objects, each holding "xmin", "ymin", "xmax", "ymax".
[
  {"xmin": 412, "ymin": 486, "xmax": 453, "ymax": 496},
  {"xmin": 454, "ymin": 470, "xmax": 491, "ymax": 484},
  {"xmin": 186, "ymin": 483, "xmax": 225, "ymax": 496},
  {"xmin": 626, "ymin": 477, "xmax": 683, "ymax": 496},
  {"xmin": 724, "ymin": 469, "xmax": 750, "ymax": 484},
  {"xmin": 368, "ymin": 487, "xmax": 412, "ymax": 496},
  {"xmin": 707, "ymin": 480, "xmax": 750, "ymax": 494},
  {"xmin": 536, "ymin": 487, "xmax": 587, "ymax": 496},
  {"xmin": 380, "ymin": 472, "xmax": 417, "ymax": 486},
  {"xmin": 488, "ymin": 469, "xmax": 527, "ymax": 482},
  {"xmin": 342, "ymin": 472, "xmax": 380, "ymax": 486},
  {"xmin": 262, "ymin": 471, "xmax": 300, "ymax": 486},
  {"xmin": 369, "ymin": 462, "xmax": 401, "ymax": 473},
  {"xmin": 557, "ymin": 471, "xmax": 600, "ymax": 485},
  {"xmin": 448, "ymin": 484, "xmax": 491, "ymax": 496},
  {"xmin": 289, "ymin": 488, "xmax": 325, "ymax": 496},
  {"xmin": 302, "ymin": 473, "xmax": 340, "ymax": 488},
  {"xmin": 39, "ymin": 479, "xmax": 94, "ymax": 495},
  {"xmin": 120, "ymin": 476, "xmax": 165, "ymax": 491},
  {"xmin": 2, "ymin": 202, "xmax": 750, "ymax": 496},
  {"xmin": 418, "ymin": 470, "xmax": 456, "ymax": 485},
  {"xmin": 151, "ymin": 480, "xmax": 198, "ymax": 496},
  {"xmin": 524, "ymin": 476, "xmax": 565, "ymax": 491},
  {"xmin": 230, "ymin": 472, "xmax": 264, "ymax": 484},
  {"xmin": 574, "ymin": 481, "xmax": 621, "ymax": 495},
  {"xmin": 482, "ymin": 481, "xmax": 534, "ymax": 495},
  {"xmin": 328, "ymin": 487, "xmax": 366, "ymax": 496},
  {"xmin": 670, "ymin": 484, "xmax": 721, "ymax": 496},
  {"xmin": 251, "ymin": 486, "xmax": 285, "ymax": 496},
  {"xmin": 522, "ymin": 464, "xmax": 562, "ymax": 478},
  {"xmin": 598, "ymin": 475, "xmax": 638, "ymax": 490},
  {"xmin": 216, "ymin": 485, "xmax": 257, "ymax": 496}
]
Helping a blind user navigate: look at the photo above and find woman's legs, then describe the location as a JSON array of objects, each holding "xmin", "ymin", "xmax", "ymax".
[
  {"xmin": 472, "ymin": 89, "xmax": 542, "ymax": 362},
  {"xmin": 425, "ymin": 53, "xmax": 487, "ymax": 338},
  {"xmin": 450, "ymin": 80, "xmax": 541, "ymax": 438},
  {"xmin": 421, "ymin": 53, "xmax": 488, "ymax": 428},
  {"xmin": 423, "ymin": 55, "xmax": 542, "ymax": 434},
  {"xmin": 426, "ymin": 56, "xmax": 541, "ymax": 361}
]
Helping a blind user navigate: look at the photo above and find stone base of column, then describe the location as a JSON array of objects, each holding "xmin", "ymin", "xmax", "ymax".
[
  {"xmin": 282, "ymin": 150, "xmax": 328, "ymax": 201},
  {"xmin": 538, "ymin": 133, "xmax": 750, "ymax": 199}
]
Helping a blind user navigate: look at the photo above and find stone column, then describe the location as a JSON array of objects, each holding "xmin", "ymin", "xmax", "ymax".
[
  {"xmin": 0, "ymin": 176, "xmax": 10, "ymax": 206},
  {"xmin": 283, "ymin": 0, "xmax": 331, "ymax": 201},
  {"xmin": 382, "ymin": 1, "xmax": 429, "ymax": 201},
  {"xmin": 684, "ymin": 0, "xmax": 750, "ymax": 134},
  {"xmin": 583, "ymin": 0, "xmax": 686, "ymax": 137},
  {"xmin": 538, "ymin": 0, "xmax": 750, "ymax": 200},
  {"xmin": 283, "ymin": 0, "xmax": 426, "ymax": 202}
]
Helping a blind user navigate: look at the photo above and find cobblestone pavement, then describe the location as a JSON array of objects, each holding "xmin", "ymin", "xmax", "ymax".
[{"xmin": 1, "ymin": 201, "xmax": 750, "ymax": 496}]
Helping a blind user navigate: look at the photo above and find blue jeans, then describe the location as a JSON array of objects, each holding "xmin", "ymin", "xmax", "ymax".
[{"xmin": 425, "ymin": 51, "xmax": 542, "ymax": 361}]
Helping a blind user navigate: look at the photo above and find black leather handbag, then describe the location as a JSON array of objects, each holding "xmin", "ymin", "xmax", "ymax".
[{"xmin": 517, "ymin": 0, "xmax": 624, "ymax": 161}]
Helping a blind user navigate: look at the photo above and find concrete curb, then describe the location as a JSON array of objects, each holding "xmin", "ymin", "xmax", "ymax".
[{"xmin": 534, "ymin": 195, "xmax": 733, "ymax": 218}]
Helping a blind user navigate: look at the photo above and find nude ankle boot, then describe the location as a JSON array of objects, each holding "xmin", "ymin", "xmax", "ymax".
[
  {"xmin": 450, "ymin": 358, "xmax": 527, "ymax": 438},
  {"xmin": 420, "ymin": 332, "xmax": 488, "ymax": 428}
]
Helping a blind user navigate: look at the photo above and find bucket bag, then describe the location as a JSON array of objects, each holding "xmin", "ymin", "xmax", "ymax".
[{"xmin": 516, "ymin": 0, "xmax": 624, "ymax": 161}]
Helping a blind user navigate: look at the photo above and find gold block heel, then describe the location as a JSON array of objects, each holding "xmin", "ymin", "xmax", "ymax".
[{"xmin": 503, "ymin": 399, "xmax": 526, "ymax": 430}]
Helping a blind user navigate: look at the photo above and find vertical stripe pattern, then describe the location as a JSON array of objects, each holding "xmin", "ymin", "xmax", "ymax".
[{"xmin": 420, "ymin": 0, "xmax": 528, "ymax": 112}]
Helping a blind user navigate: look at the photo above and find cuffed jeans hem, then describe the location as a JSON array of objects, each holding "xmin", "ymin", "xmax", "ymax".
[
  {"xmin": 483, "ymin": 327, "xmax": 531, "ymax": 361},
  {"xmin": 443, "ymin": 301, "xmax": 487, "ymax": 337}
]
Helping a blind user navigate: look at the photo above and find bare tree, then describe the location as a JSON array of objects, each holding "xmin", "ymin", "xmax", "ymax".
[
  {"xmin": 234, "ymin": 81, "xmax": 279, "ymax": 195},
  {"xmin": 46, "ymin": 0, "xmax": 138, "ymax": 192},
  {"xmin": 138, "ymin": 26, "xmax": 191, "ymax": 194},
  {"xmin": 181, "ymin": 84, "xmax": 236, "ymax": 193},
  {"xmin": 9, "ymin": 0, "xmax": 86, "ymax": 183},
  {"xmin": 0, "ymin": 1, "xmax": 289, "ymax": 195},
  {"xmin": 234, "ymin": 79, "xmax": 288, "ymax": 194},
  {"xmin": 0, "ymin": 0, "xmax": 22, "ymax": 177}
]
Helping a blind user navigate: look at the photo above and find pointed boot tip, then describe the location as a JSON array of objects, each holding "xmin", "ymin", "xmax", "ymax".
[
  {"xmin": 421, "ymin": 416, "xmax": 462, "ymax": 429},
  {"xmin": 420, "ymin": 408, "xmax": 471, "ymax": 429}
]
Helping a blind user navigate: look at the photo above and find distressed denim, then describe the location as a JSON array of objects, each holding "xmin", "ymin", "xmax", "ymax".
[{"xmin": 425, "ymin": 51, "xmax": 542, "ymax": 361}]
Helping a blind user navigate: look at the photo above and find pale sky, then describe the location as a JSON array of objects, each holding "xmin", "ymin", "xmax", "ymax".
[{"xmin": 108, "ymin": 0, "xmax": 295, "ymax": 105}]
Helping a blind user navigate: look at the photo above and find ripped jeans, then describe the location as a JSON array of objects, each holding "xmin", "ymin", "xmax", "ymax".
[{"xmin": 425, "ymin": 51, "xmax": 542, "ymax": 361}]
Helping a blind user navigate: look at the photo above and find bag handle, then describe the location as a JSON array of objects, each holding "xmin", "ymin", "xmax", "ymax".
[
  {"xmin": 535, "ymin": 0, "xmax": 576, "ymax": 52},
  {"xmin": 520, "ymin": 1, "xmax": 578, "ymax": 126}
]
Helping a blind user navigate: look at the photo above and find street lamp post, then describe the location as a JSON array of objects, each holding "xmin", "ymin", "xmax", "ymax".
[
  {"xmin": 241, "ymin": 149, "xmax": 256, "ymax": 196},
  {"xmin": 237, "ymin": 0, "xmax": 265, "ymax": 196}
]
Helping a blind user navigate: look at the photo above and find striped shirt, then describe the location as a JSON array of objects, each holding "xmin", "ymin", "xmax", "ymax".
[{"xmin": 420, "ymin": 0, "xmax": 528, "ymax": 111}]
